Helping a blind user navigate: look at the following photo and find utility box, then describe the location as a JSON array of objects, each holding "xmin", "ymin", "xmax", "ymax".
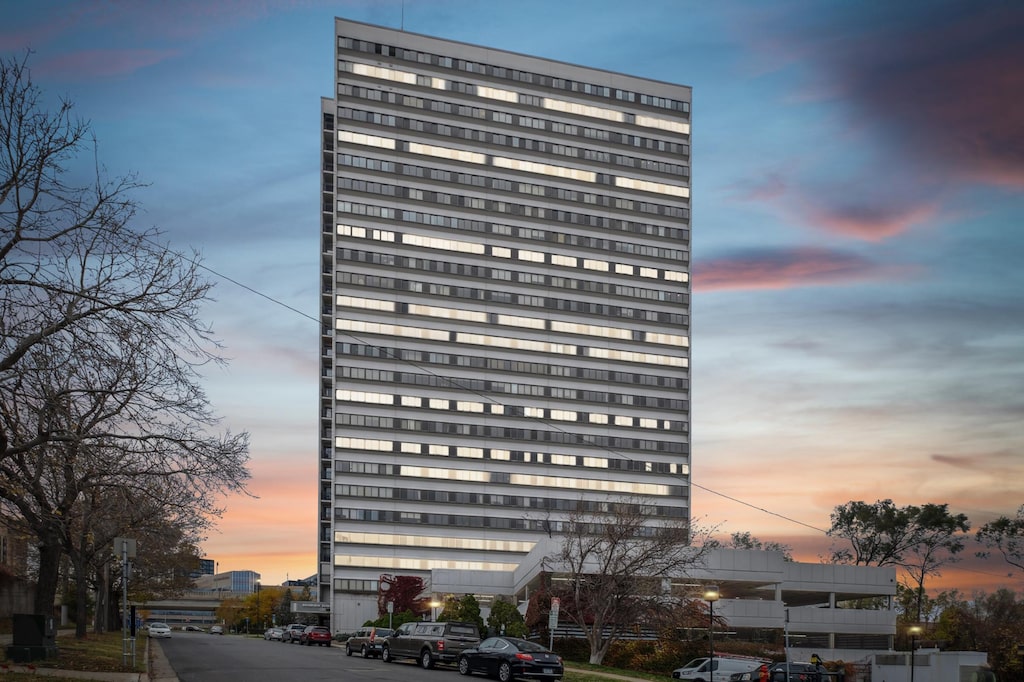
[{"xmin": 6, "ymin": 613, "xmax": 59, "ymax": 662}]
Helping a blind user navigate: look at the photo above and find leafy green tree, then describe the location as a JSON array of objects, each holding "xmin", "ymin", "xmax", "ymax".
[
  {"xmin": 726, "ymin": 531, "xmax": 793, "ymax": 561},
  {"xmin": 976, "ymin": 505, "xmax": 1024, "ymax": 572},
  {"xmin": 486, "ymin": 597, "xmax": 528, "ymax": 637},
  {"xmin": 827, "ymin": 499, "xmax": 970, "ymax": 620}
]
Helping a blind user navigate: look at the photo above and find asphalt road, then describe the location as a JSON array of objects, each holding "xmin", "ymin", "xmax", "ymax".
[{"xmin": 157, "ymin": 631, "xmax": 467, "ymax": 682}]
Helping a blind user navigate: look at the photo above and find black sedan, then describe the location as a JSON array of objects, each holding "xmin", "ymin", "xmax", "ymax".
[{"xmin": 458, "ymin": 636, "xmax": 563, "ymax": 682}]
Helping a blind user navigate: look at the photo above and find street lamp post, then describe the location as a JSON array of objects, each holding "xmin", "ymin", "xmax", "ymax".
[
  {"xmin": 704, "ymin": 586, "xmax": 720, "ymax": 670},
  {"xmin": 908, "ymin": 625, "xmax": 923, "ymax": 682},
  {"xmin": 430, "ymin": 600, "xmax": 441, "ymax": 622},
  {"xmin": 255, "ymin": 582, "xmax": 261, "ymax": 633}
]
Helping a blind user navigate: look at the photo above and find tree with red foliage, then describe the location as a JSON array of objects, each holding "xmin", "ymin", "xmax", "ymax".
[{"xmin": 377, "ymin": 574, "xmax": 431, "ymax": 618}]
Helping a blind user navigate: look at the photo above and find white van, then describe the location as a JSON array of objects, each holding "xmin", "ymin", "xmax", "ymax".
[{"xmin": 672, "ymin": 657, "xmax": 762, "ymax": 682}]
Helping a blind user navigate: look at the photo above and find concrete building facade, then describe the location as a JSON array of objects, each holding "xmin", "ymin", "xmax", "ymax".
[{"xmin": 320, "ymin": 17, "xmax": 693, "ymax": 631}]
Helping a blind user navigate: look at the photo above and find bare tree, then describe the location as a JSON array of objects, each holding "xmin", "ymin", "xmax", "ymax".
[
  {"xmin": 544, "ymin": 496, "xmax": 712, "ymax": 665},
  {"xmin": 0, "ymin": 53, "xmax": 250, "ymax": 619}
]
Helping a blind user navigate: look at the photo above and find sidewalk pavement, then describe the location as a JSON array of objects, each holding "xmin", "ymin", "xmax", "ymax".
[{"xmin": 563, "ymin": 666, "xmax": 662, "ymax": 682}]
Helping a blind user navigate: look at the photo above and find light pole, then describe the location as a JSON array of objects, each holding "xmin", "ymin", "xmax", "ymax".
[
  {"xmin": 704, "ymin": 585, "xmax": 720, "ymax": 669},
  {"xmin": 430, "ymin": 600, "xmax": 441, "ymax": 622},
  {"xmin": 908, "ymin": 625, "xmax": 922, "ymax": 682}
]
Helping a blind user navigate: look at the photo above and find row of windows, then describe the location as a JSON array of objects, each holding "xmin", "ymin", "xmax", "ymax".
[
  {"xmin": 333, "ymin": 342, "xmax": 690, "ymax": 390},
  {"xmin": 336, "ymin": 293, "xmax": 688, "ymax": 348},
  {"xmin": 338, "ymin": 36, "xmax": 691, "ymax": 113},
  {"xmin": 338, "ymin": 153, "xmax": 689, "ymax": 221},
  {"xmin": 335, "ymin": 531, "xmax": 535, "ymax": 553},
  {"xmin": 338, "ymin": 99, "xmax": 689, "ymax": 175},
  {"xmin": 357, "ymin": 85, "xmax": 689, "ymax": 155},
  {"xmin": 333, "ymin": 413, "xmax": 689, "ymax": 453},
  {"xmin": 338, "ymin": 129, "xmax": 688, "ymax": 201},
  {"xmin": 336, "ymin": 248, "xmax": 688, "ymax": 303},
  {"xmin": 337, "ymin": 154, "xmax": 690, "ymax": 238},
  {"xmin": 334, "ymin": 553, "xmax": 518, "ymax": 572},
  {"xmin": 339, "ymin": 455, "xmax": 684, "ymax": 478},
  {"xmin": 335, "ymin": 391, "xmax": 688, "ymax": 428},
  {"xmin": 334, "ymin": 319, "xmax": 687, "ymax": 369},
  {"xmin": 335, "ymin": 203, "xmax": 691, "ymax": 267},
  {"xmin": 334, "ymin": 491, "xmax": 686, "ymax": 517},
  {"xmin": 329, "ymin": 437, "xmax": 690, "ymax": 475},
  {"xmin": 333, "ymin": 273, "xmax": 688, "ymax": 327},
  {"xmin": 336, "ymin": 181, "xmax": 690, "ymax": 259},
  {"xmin": 337, "ymin": 366, "xmax": 688, "ymax": 409}
]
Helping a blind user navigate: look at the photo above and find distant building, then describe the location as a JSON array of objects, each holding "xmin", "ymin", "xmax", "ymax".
[{"xmin": 193, "ymin": 570, "xmax": 261, "ymax": 593}]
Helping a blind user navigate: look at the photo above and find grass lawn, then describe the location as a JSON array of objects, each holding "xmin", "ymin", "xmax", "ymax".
[{"xmin": 1, "ymin": 628, "xmax": 147, "ymax": 678}]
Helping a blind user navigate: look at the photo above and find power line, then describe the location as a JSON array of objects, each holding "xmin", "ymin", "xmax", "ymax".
[{"xmin": 168, "ymin": 237, "xmax": 842, "ymax": 539}]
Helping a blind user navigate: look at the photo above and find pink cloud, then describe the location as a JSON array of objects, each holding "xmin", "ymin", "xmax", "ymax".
[
  {"xmin": 694, "ymin": 248, "xmax": 917, "ymax": 292},
  {"xmin": 35, "ymin": 49, "xmax": 180, "ymax": 79},
  {"xmin": 802, "ymin": 200, "xmax": 940, "ymax": 242}
]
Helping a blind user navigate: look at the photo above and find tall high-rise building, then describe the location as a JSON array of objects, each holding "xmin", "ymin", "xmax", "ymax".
[{"xmin": 321, "ymin": 17, "xmax": 692, "ymax": 630}]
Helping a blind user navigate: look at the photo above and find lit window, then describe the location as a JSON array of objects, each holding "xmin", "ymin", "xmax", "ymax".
[
  {"xmin": 589, "ymin": 413, "xmax": 609, "ymax": 424},
  {"xmin": 492, "ymin": 156, "xmax": 596, "ymax": 182},
  {"xmin": 497, "ymin": 314, "xmax": 545, "ymax": 330},
  {"xmin": 635, "ymin": 114, "xmax": 690, "ymax": 135},
  {"xmin": 646, "ymin": 332, "xmax": 689, "ymax": 347},
  {"xmin": 586, "ymin": 347, "xmax": 687, "ymax": 367},
  {"xmin": 614, "ymin": 176, "xmax": 689, "ymax": 198},
  {"xmin": 401, "ymin": 396, "xmax": 422, "ymax": 407},
  {"xmin": 477, "ymin": 85, "xmax": 519, "ymax": 102},
  {"xmin": 403, "ymin": 233, "xmax": 486, "ymax": 254},
  {"xmin": 492, "ymin": 246, "xmax": 512, "ymax": 258},
  {"xmin": 552, "ymin": 254, "xmax": 577, "ymax": 267},
  {"xmin": 582, "ymin": 259, "xmax": 609, "ymax": 272},
  {"xmin": 518, "ymin": 250, "xmax": 544, "ymax": 263},
  {"xmin": 542, "ymin": 98, "xmax": 624, "ymax": 122},
  {"xmin": 350, "ymin": 62, "xmax": 417, "ymax": 84},
  {"xmin": 639, "ymin": 267, "xmax": 658, "ymax": 278},
  {"xmin": 335, "ymin": 437, "xmax": 392, "ymax": 451},
  {"xmin": 664, "ymin": 270, "xmax": 689, "ymax": 282},
  {"xmin": 615, "ymin": 263, "xmax": 633, "ymax": 275},
  {"xmin": 336, "ymin": 295, "xmax": 395, "ymax": 312},
  {"xmin": 408, "ymin": 142, "xmax": 486, "ymax": 164},
  {"xmin": 338, "ymin": 130, "xmax": 396, "ymax": 149}
]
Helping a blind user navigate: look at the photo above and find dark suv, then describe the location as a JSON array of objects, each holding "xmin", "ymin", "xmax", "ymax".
[
  {"xmin": 346, "ymin": 626, "xmax": 393, "ymax": 657},
  {"xmin": 382, "ymin": 621, "xmax": 481, "ymax": 669}
]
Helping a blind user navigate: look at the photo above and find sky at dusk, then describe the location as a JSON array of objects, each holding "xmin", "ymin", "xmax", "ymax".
[{"xmin": 2, "ymin": 0, "xmax": 1022, "ymax": 595}]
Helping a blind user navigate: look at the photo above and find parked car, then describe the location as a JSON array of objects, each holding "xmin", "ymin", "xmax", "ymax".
[
  {"xmin": 148, "ymin": 622, "xmax": 172, "ymax": 639},
  {"xmin": 282, "ymin": 623, "xmax": 308, "ymax": 643},
  {"xmin": 674, "ymin": 657, "xmax": 764, "ymax": 682},
  {"xmin": 210, "ymin": 625, "xmax": 224, "ymax": 635},
  {"xmin": 183, "ymin": 625, "xmax": 205, "ymax": 632},
  {"xmin": 765, "ymin": 662, "xmax": 826, "ymax": 682},
  {"xmin": 300, "ymin": 625, "xmax": 333, "ymax": 647},
  {"xmin": 730, "ymin": 662, "xmax": 825, "ymax": 682},
  {"xmin": 457, "ymin": 636, "xmax": 563, "ymax": 682},
  {"xmin": 382, "ymin": 620, "xmax": 481, "ymax": 669},
  {"xmin": 346, "ymin": 626, "xmax": 393, "ymax": 657},
  {"xmin": 264, "ymin": 627, "xmax": 284, "ymax": 641}
]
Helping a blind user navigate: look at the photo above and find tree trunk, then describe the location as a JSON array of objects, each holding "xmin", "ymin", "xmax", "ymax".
[{"xmin": 34, "ymin": 539, "xmax": 62, "ymax": 618}]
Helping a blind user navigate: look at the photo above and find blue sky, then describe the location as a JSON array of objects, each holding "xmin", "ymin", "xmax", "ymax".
[{"xmin": 3, "ymin": 0, "xmax": 1022, "ymax": 591}]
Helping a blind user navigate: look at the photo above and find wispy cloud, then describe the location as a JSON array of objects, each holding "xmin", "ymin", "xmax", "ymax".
[
  {"xmin": 694, "ymin": 248, "xmax": 917, "ymax": 292},
  {"xmin": 35, "ymin": 49, "xmax": 180, "ymax": 79}
]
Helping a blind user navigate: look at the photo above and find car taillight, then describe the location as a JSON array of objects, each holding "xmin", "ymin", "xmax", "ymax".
[
  {"xmin": 515, "ymin": 653, "xmax": 535, "ymax": 662},
  {"xmin": 437, "ymin": 641, "xmax": 445, "ymax": 651}
]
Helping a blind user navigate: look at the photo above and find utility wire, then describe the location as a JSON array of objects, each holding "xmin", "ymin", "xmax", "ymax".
[{"xmin": 168, "ymin": 239, "xmax": 833, "ymax": 540}]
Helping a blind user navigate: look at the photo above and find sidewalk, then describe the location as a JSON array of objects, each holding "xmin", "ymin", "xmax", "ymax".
[{"xmin": 564, "ymin": 666, "xmax": 663, "ymax": 682}]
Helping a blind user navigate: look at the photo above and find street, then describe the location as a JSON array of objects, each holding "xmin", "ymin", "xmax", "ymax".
[{"xmin": 155, "ymin": 631, "xmax": 465, "ymax": 682}]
